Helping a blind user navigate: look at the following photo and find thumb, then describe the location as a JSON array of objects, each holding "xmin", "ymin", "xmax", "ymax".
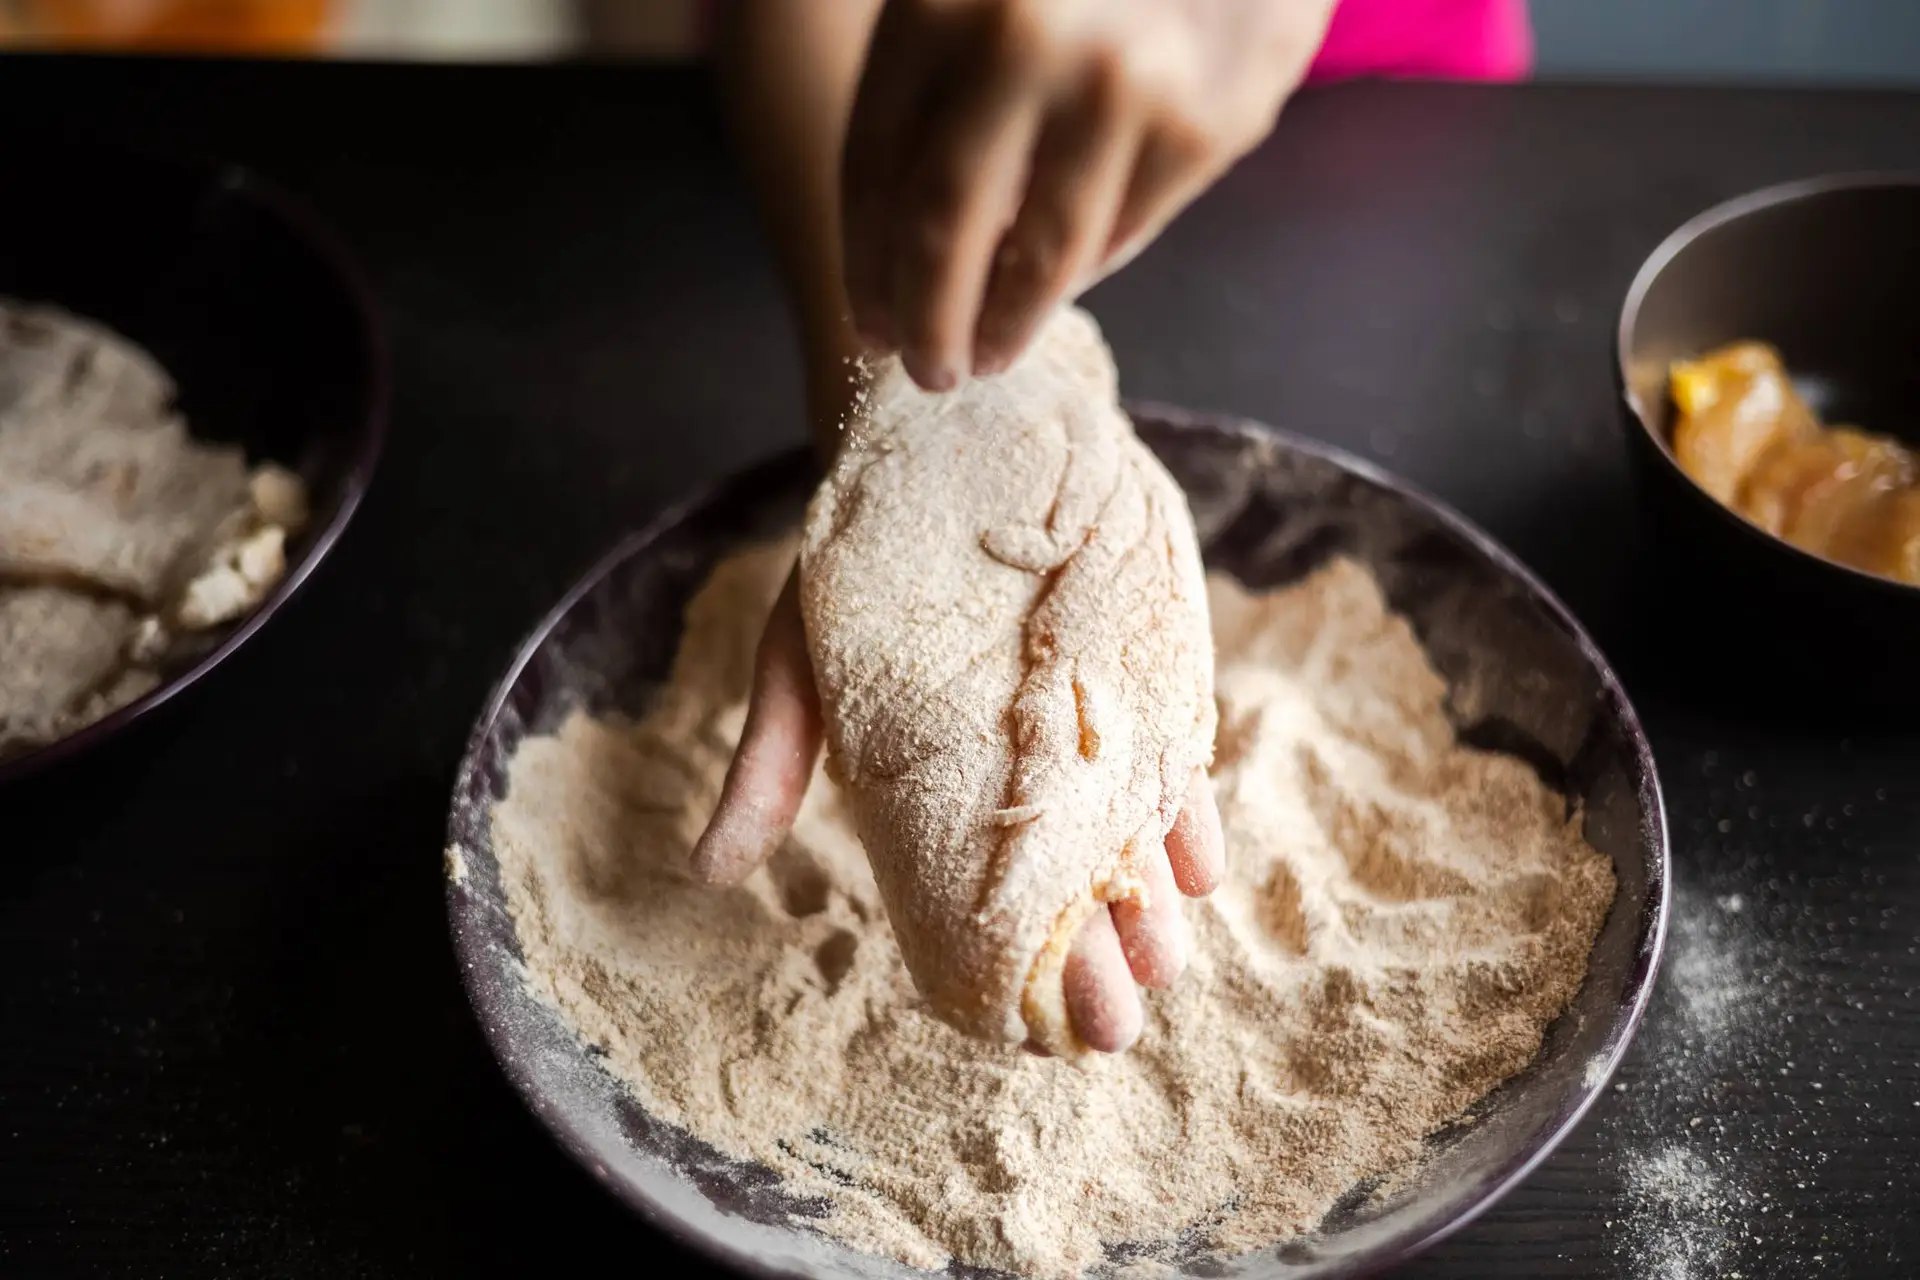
[{"xmin": 690, "ymin": 567, "xmax": 824, "ymax": 886}]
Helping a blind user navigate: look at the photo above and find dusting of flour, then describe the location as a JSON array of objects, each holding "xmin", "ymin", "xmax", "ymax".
[{"xmin": 490, "ymin": 537, "xmax": 1615, "ymax": 1278}]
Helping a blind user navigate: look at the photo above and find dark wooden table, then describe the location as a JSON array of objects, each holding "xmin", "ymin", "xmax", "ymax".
[{"xmin": 2, "ymin": 58, "xmax": 1917, "ymax": 1279}]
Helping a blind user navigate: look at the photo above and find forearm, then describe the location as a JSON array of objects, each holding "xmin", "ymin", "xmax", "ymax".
[{"xmin": 716, "ymin": 0, "xmax": 883, "ymax": 458}]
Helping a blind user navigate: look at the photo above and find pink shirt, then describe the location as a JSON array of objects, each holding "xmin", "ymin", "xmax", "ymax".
[
  {"xmin": 700, "ymin": 0, "xmax": 1532, "ymax": 83},
  {"xmin": 1308, "ymin": 0, "xmax": 1533, "ymax": 83}
]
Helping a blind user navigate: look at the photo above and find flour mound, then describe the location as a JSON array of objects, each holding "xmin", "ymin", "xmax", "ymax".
[
  {"xmin": 0, "ymin": 301, "xmax": 248, "ymax": 603},
  {"xmin": 491, "ymin": 543, "xmax": 1617, "ymax": 1279},
  {"xmin": 800, "ymin": 306, "xmax": 1215, "ymax": 1052},
  {"xmin": 0, "ymin": 300, "xmax": 309, "ymax": 760}
]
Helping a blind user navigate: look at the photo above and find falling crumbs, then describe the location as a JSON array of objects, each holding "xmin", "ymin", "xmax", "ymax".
[{"xmin": 489, "ymin": 537, "xmax": 1616, "ymax": 1278}]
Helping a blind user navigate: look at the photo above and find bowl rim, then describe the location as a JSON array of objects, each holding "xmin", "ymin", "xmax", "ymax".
[
  {"xmin": 445, "ymin": 407, "xmax": 1671, "ymax": 1280},
  {"xmin": 1613, "ymin": 169, "xmax": 1920, "ymax": 600},
  {"xmin": 0, "ymin": 146, "xmax": 390, "ymax": 784}
]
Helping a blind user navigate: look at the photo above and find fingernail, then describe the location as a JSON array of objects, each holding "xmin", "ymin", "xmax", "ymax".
[{"xmin": 905, "ymin": 354, "xmax": 958, "ymax": 392}]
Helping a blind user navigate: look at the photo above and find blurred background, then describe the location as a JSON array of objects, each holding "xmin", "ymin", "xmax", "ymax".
[{"xmin": 0, "ymin": 0, "xmax": 1917, "ymax": 83}]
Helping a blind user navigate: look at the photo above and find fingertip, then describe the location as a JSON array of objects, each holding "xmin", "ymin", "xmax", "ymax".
[
  {"xmin": 970, "ymin": 313, "xmax": 1035, "ymax": 377},
  {"xmin": 688, "ymin": 822, "xmax": 761, "ymax": 888},
  {"xmin": 972, "ymin": 325, "xmax": 1036, "ymax": 381},
  {"xmin": 1111, "ymin": 853, "xmax": 1188, "ymax": 989},
  {"xmin": 1166, "ymin": 769, "xmax": 1226, "ymax": 898},
  {"xmin": 1063, "ymin": 910, "xmax": 1143, "ymax": 1054},
  {"xmin": 901, "ymin": 349, "xmax": 959, "ymax": 393},
  {"xmin": 1114, "ymin": 912, "xmax": 1186, "ymax": 990},
  {"xmin": 689, "ymin": 568, "xmax": 823, "ymax": 889}
]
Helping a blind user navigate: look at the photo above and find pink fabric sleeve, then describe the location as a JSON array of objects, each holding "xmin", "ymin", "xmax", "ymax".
[{"xmin": 692, "ymin": 0, "xmax": 1532, "ymax": 84}]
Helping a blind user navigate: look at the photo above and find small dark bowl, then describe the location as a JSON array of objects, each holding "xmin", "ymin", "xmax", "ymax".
[
  {"xmin": 447, "ymin": 409, "xmax": 1669, "ymax": 1280},
  {"xmin": 0, "ymin": 137, "xmax": 387, "ymax": 782},
  {"xmin": 1616, "ymin": 174, "xmax": 1920, "ymax": 718}
]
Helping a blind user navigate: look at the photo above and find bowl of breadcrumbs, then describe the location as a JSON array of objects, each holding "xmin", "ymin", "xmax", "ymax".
[{"xmin": 447, "ymin": 407, "xmax": 1667, "ymax": 1280}]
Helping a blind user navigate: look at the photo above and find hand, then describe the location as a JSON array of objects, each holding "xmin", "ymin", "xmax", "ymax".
[
  {"xmin": 689, "ymin": 565, "xmax": 1226, "ymax": 1054},
  {"xmin": 840, "ymin": 0, "xmax": 1334, "ymax": 390}
]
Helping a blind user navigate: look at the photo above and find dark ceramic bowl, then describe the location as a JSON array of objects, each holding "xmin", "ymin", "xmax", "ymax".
[
  {"xmin": 447, "ymin": 410, "xmax": 1668, "ymax": 1280},
  {"xmin": 0, "ymin": 138, "xmax": 387, "ymax": 782},
  {"xmin": 1616, "ymin": 174, "xmax": 1920, "ymax": 716}
]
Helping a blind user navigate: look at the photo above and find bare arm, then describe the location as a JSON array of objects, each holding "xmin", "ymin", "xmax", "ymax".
[{"xmin": 716, "ymin": 0, "xmax": 885, "ymax": 459}]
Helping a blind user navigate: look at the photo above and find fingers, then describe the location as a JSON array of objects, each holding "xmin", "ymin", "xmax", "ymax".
[
  {"xmin": 972, "ymin": 66, "xmax": 1139, "ymax": 376},
  {"xmin": 885, "ymin": 45, "xmax": 1045, "ymax": 390},
  {"xmin": 1165, "ymin": 768, "xmax": 1225, "ymax": 897},
  {"xmin": 689, "ymin": 569, "xmax": 823, "ymax": 887},
  {"xmin": 1040, "ymin": 774, "xmax": 1223, "ymax": 1057},
  {"xmin": 1110, "ymin": 846, "xmax": 1187, "ymax": 989},
  {"xmin": 840, "ymin": 1, "xmax": 943, "ymax": 353},
  {"xmin": 1062, "ymin": 907, "xmax": 1143, "ymax": 1054},
  {"xmin": 1098, "ymin": 123, "xmax": 1217, "ymax": 283}
]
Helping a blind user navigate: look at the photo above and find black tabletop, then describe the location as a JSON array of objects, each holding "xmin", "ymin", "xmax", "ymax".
[{"xmin": 3, "ymin": 57, "xmax": 1918, "ymax": 1279}]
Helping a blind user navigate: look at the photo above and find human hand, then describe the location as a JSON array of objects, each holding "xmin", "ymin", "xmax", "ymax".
[
  {"xmin": 840, "ymin": 0, "xmax": 1334, "ymax": 390},
  {"xmin": 689, "ymin": 565, "xmax": 1226, "ymax": 1054}
]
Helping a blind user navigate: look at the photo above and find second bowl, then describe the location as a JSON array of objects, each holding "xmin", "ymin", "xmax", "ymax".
[
  {"xmin": 0, "ymin": 137, "xmax": 387, "ymax": 780},
  {"xmin": 1616, "ymin": 173, "xmax": 1920, "ymax": 715}
]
